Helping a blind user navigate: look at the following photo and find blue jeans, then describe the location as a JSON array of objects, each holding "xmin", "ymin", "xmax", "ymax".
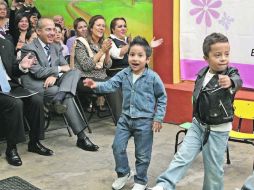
[
  {"xmin": 156, "ymin": 118, "xmax": 229, "ymax": 190},
  {"xmin": 112, "ymin": 114, "xmax": 153, "ymax": 185}
]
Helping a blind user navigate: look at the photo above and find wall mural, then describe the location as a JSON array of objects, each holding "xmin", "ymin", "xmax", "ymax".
[{"xmin": 34, "ymin": 0, "xmax": 153, "ymax": 43}]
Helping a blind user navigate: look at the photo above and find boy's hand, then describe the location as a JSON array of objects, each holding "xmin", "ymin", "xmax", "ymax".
[
  {"xmin": 218, "ymin": 75, "xmax": 232, "ymax": 88},
  {"xmin": 83, "ymin": 78, "xmax": 97, "ymax": 89},
  {"xmin": 152, "ymin": 121, "xmax": 163, "ymax": 132}
]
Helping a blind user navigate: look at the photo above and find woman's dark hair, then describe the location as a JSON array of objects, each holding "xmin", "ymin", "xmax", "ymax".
[
  {"xmin": 129, "ymin": 36, "xmax": 152, "ymax": 58},
  {"xmin": 25, "ymin": 28, "xmax": 36, "ymax": 42},
  {"xmin": 87, "ymin": 15, "xmax": 105, "ymax": 45},
  {"xmin": 110, "ymin": 17, "xmax": 126, "ymax": 34},
  {"xmin": 55, "ymin": 23, "xmax": 63, "ymax": 31},
  {"xmin": 73, "ymin": 17, "xmax": 87, "ymax": 31},
  {"xmin": 14, "ymin": 12, "xmax": 30, "ymax": 30}
]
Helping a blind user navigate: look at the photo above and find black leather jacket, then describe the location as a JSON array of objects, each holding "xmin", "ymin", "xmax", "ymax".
[{"xmin": 193, "ymin": 66, "xmax": 242, "ymax": 125}]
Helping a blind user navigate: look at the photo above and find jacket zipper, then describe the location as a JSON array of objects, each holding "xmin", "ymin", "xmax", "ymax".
[{"xmin": 219, "ymin": 100, "xmax": 228, "ymax": 117}]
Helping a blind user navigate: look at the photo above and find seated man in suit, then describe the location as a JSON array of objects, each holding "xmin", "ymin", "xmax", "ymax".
[
  {"xmin": 0, "ymin": 37, "xmax": 53, "ymax": 167},
  {"xmin": 20, "ymin": 18, "xmax": 98, "ymax": 151}
]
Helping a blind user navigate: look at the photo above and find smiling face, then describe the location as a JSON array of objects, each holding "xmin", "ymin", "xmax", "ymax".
[
  {"xmin": 91, "ymin": 18, "xmax": 105, "ymax": 42},
  {"xmin": 54, "ymin": 26, "xmax": 62, "ymax": 43},
  {"xmin": 128, "ymin": 45, "xmax": 150, "ymax": 75},
  {"xmin": 112, "ymin": 19, "xmax": 127, "ymax": 40},
  {"xmin": 76, "ymin": 21, "xmax": 87, "ymax": 38},
  {"xmin": 37, "ymin": 19, "xmax": 56, "ymax": 44},
  {"xmin": 204, "ymin": 42, "xmax": 230, "ymax": 74},
  {"xmin": 18, "ymin": 17, "xmax": 29, "ymax": 31}
]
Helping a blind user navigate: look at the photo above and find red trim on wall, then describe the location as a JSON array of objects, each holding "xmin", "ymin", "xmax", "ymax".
[{"xmin": 153, "ymin": 0, "xmax": 173, "ymax": 84}]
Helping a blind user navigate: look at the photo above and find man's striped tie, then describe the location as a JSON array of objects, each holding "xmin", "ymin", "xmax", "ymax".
[{"xmin": 44, "ymin": 45, "xmax": 52, "ymax": 66}]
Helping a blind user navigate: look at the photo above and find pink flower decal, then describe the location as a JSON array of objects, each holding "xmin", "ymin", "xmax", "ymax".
[{"xmin": 190, "ymin": 0, "xmax": 222, "ymax": 27}]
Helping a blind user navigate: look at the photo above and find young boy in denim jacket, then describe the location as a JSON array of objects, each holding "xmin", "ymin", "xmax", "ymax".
[
  {"xmin": 84, "ymin": 36, "xmax": 167, "ymax": 190},
  {"xmin": 151, "ymin": 33, "xmax": 242, "ymax": 190}
]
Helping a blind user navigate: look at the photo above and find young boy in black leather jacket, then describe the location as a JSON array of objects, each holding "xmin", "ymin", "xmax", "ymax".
[{"xmin": 152, "ymin": 33, "xmax": 242, "ymax": 190}]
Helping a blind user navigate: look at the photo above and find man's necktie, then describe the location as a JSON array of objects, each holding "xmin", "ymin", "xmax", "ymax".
[
  {"xmin": 44, "ymin": 45, "xmax": 52, "ymax": 66},
  {"xmin": 0, "ymin": 60, "xmax": 11, "ymax": 93}
]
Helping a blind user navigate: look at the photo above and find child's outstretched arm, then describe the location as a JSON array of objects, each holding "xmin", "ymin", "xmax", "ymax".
[
  {"xmin": 219, "ymin": 68, "xmax": 242, "ymax": 91},
  {"xmin": 152, "ymin": 121, "xmax": 163, "ymax": 132},
  {"xmin": 83, "ymin": 78, "xmax": 97, "ymax": 89},
  {"xmin": 218, "ymin": 75, "xmax": 232, "ymax": 88}
]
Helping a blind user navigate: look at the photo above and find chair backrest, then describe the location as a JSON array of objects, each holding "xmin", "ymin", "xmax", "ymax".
[{"xmin": 234, "ymin": 100, "xmax": 254, "ymax": 120}]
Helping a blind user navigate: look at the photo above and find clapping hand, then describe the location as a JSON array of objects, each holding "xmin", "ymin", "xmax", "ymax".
[{"xmin": 101, "ymin": 39, "xmax": 112, "ymax": 53}]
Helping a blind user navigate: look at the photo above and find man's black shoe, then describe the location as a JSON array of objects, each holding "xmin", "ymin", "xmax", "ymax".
[
  {"xmin": 28, "ymin": 141, "xmax": 54, "ymax": 156},
  {"xmin": 46, "ymin": 101, "xmax": 67, "ymax": 114},
  {"xmin": 5, "ymin": 148, "xmax": 22, "ymax": 166},
  {"xmin": 76, "ymin": 137, "xmax": 99, "ymax": 151}
]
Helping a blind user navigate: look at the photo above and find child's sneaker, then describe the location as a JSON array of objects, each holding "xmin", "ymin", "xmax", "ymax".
[
  {"xmin": 131, "ymin": 183, "xmax": 147, "ymax": 190},
  {"xmin": 112, "ymin": 170, "xmax": 134, "ymax": 190},
  {"xmin": 150, "ymin": 186, "xmax": 164, "ymax": 190}
]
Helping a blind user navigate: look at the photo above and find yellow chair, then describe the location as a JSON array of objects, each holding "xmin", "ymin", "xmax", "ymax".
[{"xmin": 226, "ymin": 100, "xmax": 254, "ymax": 164}]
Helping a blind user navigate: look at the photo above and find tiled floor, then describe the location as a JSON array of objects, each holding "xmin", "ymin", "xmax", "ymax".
[{"xmin": 0, "ymin": 116, "xmax": 253, "ymax": 190}]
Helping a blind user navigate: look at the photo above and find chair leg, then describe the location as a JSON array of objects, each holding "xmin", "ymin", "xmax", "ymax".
[
  {"xmin": 226, "ymin": 144, "xmax": 231, "ymax": 164},
  {"xmin": 75, "ymin": 95, "xmax": 92, "ymax": 133},
  {"xmin": 175, "ymin": 129, "xmax": 186, "ymax": 154},
  {"xmin": 62, "ymin": 114, "xmax": 72, "ymax": 137},
  {"xmin": 104, "ymin": 95, "xmax": 117, "ymax": 125},
  {"xmin": 44, "ymin": 105, "xmax": 51, "ymax": 130}
]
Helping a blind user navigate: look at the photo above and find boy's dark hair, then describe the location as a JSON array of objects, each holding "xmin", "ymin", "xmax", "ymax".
[
  {"xmin": 203, "ymin": 33, "xmax": 229, "ymax": 57},
  {"xmin": 129, "ymin": 36, "xmax": 152, "ymax": 57}
]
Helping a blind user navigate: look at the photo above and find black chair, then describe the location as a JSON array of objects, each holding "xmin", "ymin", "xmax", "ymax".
[
  {"xmin": 75, "ymin": 92, "xmax": 117, "ymax": 133},
  {"xmin": 43, "ymin": 96, "xmax": 91, "ymax": 136}
]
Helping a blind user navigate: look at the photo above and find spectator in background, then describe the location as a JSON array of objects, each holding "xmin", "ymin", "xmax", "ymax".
[
  {"xmin": 53, "ymin": 15, "xmax": 69, "ymax": 44},
  {"xmin": 28, "ymin": 12, "xmax": 38, "ymax": 29},
  {"xmin": 16, "ymin": 28, "xmax": 37, "ymax": 60},
  {"xmin": 0, "ymin": 0, "xmax": 9, "ymax": 38},
  {"xmin": 66, "ymin": 17, "xmax": 87, "ymax": 54},
  {"xmin": 20, "ymin": 18, "xmax": 99, "ymax": 152},
  {"xmin": 0, "ymin": 38, "xmax": 53, "ymax": 167},
  {"xmin": 16, "ymin": 0, "xmax": 41, "ymax": 19},
  {"xmin": 10, "ymin": 1, "xmax": 31, "ymax": 52},
  {"xmin": 54, "ymin": 23, "xmax": 69, "ymax": 57},
  {"xmin": 74, "ymin": 15, "xmax": 116, "ymax": 113}
]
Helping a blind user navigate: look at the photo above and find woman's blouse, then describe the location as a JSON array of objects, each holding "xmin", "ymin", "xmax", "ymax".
[{"xmin": 74, "ymin": 40, "xmax": 112, "ymax": 79}]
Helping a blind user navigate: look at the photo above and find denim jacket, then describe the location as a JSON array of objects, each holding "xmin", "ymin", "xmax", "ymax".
[{"xmin": 95, "ymin": 67, "xmax": 167, "ymax": 122}]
